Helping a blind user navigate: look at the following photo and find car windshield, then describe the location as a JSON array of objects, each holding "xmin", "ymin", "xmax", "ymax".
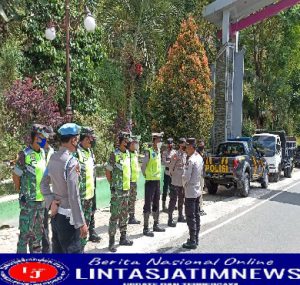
[
  {"xmin": 253, "ymin": 135, "xmax": 275, "ymax": 157},
  {"xmin": 217, "ymin": 143, "xmax": 245, "ymax": 157}
]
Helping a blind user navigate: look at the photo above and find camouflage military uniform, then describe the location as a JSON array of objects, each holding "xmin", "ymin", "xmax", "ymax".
[
  {"xmin": 14, "ymin": 147, "xmax": 46, "ymax": 253},
  {"xmin": 106, "ymin": 148, "xmax": 131, "ymax": 237}
]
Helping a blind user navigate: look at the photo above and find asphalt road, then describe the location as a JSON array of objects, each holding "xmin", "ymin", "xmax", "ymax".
[{"xmin": 161, "ymin": 179, "xmax": 300, "ymax": 253}]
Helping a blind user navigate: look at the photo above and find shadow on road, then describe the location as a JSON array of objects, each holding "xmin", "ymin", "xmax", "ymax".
[{"xmin": 269, "ymin": 191, "xmax": 300, "ymax": 207}]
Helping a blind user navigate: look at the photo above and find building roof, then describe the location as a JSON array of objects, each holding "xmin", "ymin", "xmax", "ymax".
[{"xmin": 203, "ymin": 0, "xmax": 278, "ymax": 27}]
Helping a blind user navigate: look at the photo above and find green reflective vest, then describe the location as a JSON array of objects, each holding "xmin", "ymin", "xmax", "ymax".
[
  {"xmin": 112, "ymin": 149, "xmax": 131, "ymax": 191},
  {"xmin": 21, "ymin": 147, "xmax": 46, "ymax": 202},
  {"xmin": 145, "ymin": 147, "xmax": 161, "ymax": 181},
  {"xmin": 77, "ymin": 146, "xmax": 95, "ymax": 200},
  {"xmin": 130, "ymin": 151, "xmax": 139, "ymax": 183}
]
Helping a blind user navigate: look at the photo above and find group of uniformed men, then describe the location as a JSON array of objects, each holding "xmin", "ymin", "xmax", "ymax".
[{"xmin": 12, "ymin": 123, "xmax": 206, "ymax": 253}]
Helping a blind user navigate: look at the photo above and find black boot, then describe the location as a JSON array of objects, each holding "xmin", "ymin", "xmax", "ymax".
[
  {"xmin": 119, "ymin": 232, "xmax": 133, "ymax": 246},
  {"xmin": 143, "ymin": 213, "xmax": 154, "ymax": 237},
  {"xmin": 128, "ymin": 214, "xmax": 141, "ymax": 225},
  {"xmin": 153, "ymin": 211, "xmax": 166, "ymax": 232},
  {"xmin": 89, "ymin": 215, "xmax": 101, "ymax": 242},
  {"xmin": 162, "ymin": 201, "xmax": 168, "ymax": 213},
  {"xmin": 109, "ymin": 236, "xmax": 117, "ymax": 252},
  {"xmin": 177, "ymin": 214, "xmax": 186, "ymax": 223},
  {"xmin": 168, "ymin": 214, "xmax": 176, "ymax": 227},
  {"xmin": 196, "ymin": 229, "xmax": 200, "ymax": 245},
  {"xmin": 89, "ymin": 229, "xmax": 102, "ymax": 242},
  {"xmin": 153, "ymin": 222, "xmax": 166, "ymax": 232},
  {"xmin": 182, "ymin": 238, "xmax": 197, "ymax": 249}
]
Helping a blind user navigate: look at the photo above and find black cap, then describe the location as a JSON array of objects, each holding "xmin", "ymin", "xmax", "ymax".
[
  {"xmin": 167, "ymin": 138, "xmax": 173, "ymax": 144},
  {"xmin": 186, "ymin": 138, "xmax": 196, "ymax": 147},
  {"xmin": 81, "ymin": 127, "xmax": 95, "ymax": 136},
  {"xmin": 179, "ymin": 138, "xmax": 186, "ymax": 144}
]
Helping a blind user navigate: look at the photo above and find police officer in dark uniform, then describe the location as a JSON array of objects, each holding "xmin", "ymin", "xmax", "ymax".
[
  {"xmin": 161, "ymin": 138, "xmax": 176, "ymax": 212},
  {"xmin": 182, "ymin": 138, "xmax": 204, "ymax": 249},
  {"xmin": 141, "ymin": 132, "xmax": 165, "ymax": 237},
  {"xmin": 196, "ymin": 139, "xmax": 207, "ymax": 216},
  {"xmin": 168, "ymin": 138, "xmax": 187, "ymax": 227},
  {"xmin": 41, "ymin": 123, "xmax": 88, "ymax": 253}
]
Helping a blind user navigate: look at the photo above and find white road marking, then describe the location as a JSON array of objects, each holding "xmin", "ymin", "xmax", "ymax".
[{"xmin": 199, "ymin": 181, "xmax": 300, "ymax": 238}]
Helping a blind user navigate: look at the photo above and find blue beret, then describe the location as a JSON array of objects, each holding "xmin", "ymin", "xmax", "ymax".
[{"xmin": 58, "ymin": 123, "xmax": 81, "ymax": 136}]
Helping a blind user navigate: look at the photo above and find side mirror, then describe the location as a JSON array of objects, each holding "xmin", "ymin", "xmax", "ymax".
[{"xmin": 276, "ymin": 144, "xmax": 281, "ymax": 152}]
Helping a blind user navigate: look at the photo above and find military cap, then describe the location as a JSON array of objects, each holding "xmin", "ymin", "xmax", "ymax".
[
  {"xmin": 152, "ymin": 132, "xmax": 164, "ymax": 139},
  {"xmin": 58, "ymin": 123, "xmax": 81, "ymax": 136},
  {"xmin": 167, "ymin": 138, "xmax": 174, "ymax": 144},
  {"xmin": 186, "ymin": 138, "xmax": 197, "ymax": 147},
  {"xmin": 81, "ymin": 126, "xmax": 95, "ymax": 136},
  {"xmin": 118, "ymin": 131, "xmax": 131, "ymax": 140},
  {"xmin": 42, "ymin": 126, "xmax": 55, "ymax": 139},
  {"xmin": 178, "ymin": 138, "xmax": 186, "ymax": 144},
  {"xmin": 32, "ymin": 124, "xmax": 45, "ymax": 133}
]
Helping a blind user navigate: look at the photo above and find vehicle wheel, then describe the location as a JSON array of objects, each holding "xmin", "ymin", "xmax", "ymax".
[
  {"xmin": 261, "ymin": 170, "xmax": 269, "ymax": 189},
  {"xmin": 239, "ymin": 172, "xmax": 250, "ymax": 197},
  {"xmin": 206, "ymin": 180, "xmax": 218, "ymax": 195},
  {"xmin": 284, "ymin": 167, "xmax": 292, "ymax": 178},
  {"xmin": 270, "ymin": 172, "xmax": 279, "ymax": 183}
]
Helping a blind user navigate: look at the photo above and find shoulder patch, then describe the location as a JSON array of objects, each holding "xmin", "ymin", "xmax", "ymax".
[{"xmin": 23, "ymin": 147, "xmax": 33, "ymax": 156}]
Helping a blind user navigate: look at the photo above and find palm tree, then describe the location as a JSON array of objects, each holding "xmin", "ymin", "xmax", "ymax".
[{"xmin": 100, "ymin": 0, "xmax": 179, "ymax": 128}]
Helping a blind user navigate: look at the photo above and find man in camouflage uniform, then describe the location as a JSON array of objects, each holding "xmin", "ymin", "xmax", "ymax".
[
  {"xmin": 105, "ymin": 132, "xmax": 133, "ymax": 252},
  {"xmin": 168, "ymin": 138, "xmax": 187, "ymax": 227},
  {"xmin": 73, "ymin": 127, "xmax": 99, "ymax": 251},
  {"xmin": 13, "ymin": 124, "xmax": 47, "ymax": 253},
  {"xmin": 161, "ymin": 138, "xmax": 176, "ymax": 212},
  {"xmin": 128, "ymin": 135, "xmax": 141, "ymax": 224}
]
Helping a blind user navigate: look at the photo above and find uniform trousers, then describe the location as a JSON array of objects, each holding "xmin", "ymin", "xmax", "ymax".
[
  {"xmin": 185, "ymin": 197, "xmax": 200, "ymax": 241},
  {"xmin": 168, "ymin": 185, "xmax": 185, "ymax": 215},
  {"xmin": 108, "ymin": 188, "xmax": 129, "ymax": 236},
  {"xmin": 42, "ymin": 208, "xmax": 50, "ymax": 253},
  {"xmin": 143, "ymin": 180, "xmax": 160, "ymax": 215},
  {"xmin": 51, "ymin": 213, "xmax": 82, "ymax": 253},
  {"xmin": 17, "ymin": 200, "xmax": 44, "ymax": 253},
  {"xmin": 162, "ymin": 174, "xmax": 171, "ymax": 202}
]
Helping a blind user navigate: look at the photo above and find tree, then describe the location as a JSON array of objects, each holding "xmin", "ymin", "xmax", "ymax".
[
  {"xmin": 3, "ymin": 78, "xmax": 63, "ymax": 142},
  {"xmin": 240, "ymin": 5, "xmax": 300, "ymax": 135},
  {"xmin": 149, "ymin": 16, "xmax": 213, "ymax": 141},
  {"xmin": 100, "ymin": 0, "xmax": 181, "ymax": 125}
]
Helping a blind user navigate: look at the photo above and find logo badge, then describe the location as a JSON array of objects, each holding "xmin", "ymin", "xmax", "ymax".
[{"xmin": 0, "ymin": 258, "xmax": 69, "ymax": 285}]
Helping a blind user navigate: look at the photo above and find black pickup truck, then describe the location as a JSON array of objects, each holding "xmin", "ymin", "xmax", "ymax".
[{"xmin": 204, "ymin": 138, "xmax": 269, "ymax": 197}]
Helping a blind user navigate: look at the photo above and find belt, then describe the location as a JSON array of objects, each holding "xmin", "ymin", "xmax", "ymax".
[
  {"xmin": 57, "ymin": 207, "xmax": 75, "ymax": 226},
  {"xmin": 58, "ymin": 207, "xmax": 72, "ymax": 217}
]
